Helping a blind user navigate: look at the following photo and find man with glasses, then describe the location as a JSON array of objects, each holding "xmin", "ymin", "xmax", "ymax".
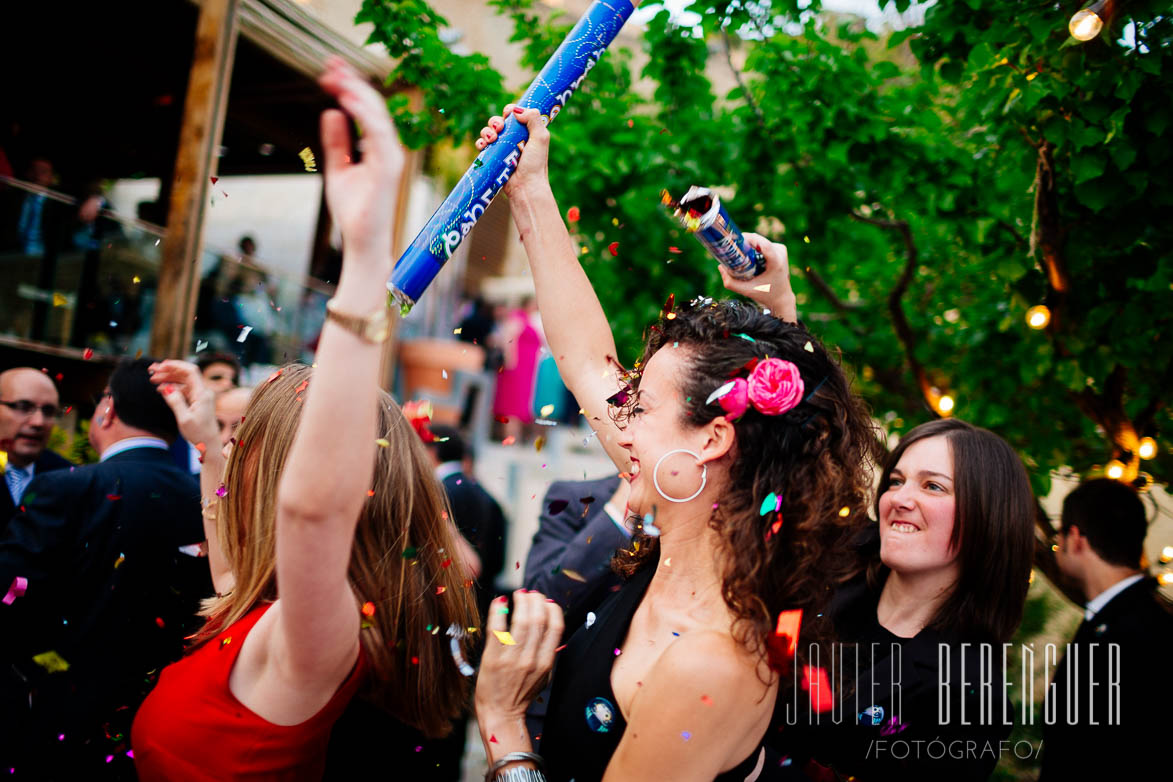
[
  {"xmin": 0, "ymin": 358, "xmax": 210, "ymax": 776},
  {"xmin": 0, "ymin": 367, "xmax": 71, "ymax": 527}
]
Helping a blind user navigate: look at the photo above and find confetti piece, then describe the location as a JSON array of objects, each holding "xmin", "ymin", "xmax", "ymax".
[
  {"xmin": 586, "ymin": 611, "xmax": 596, "ymax": 628},
  {"xmin": 535, "ymin": 435, "xmax": 546, "ymax": 452},
  {"xmin": 706, "ymin": 380, "xmax": 737, "ymax": 406},
  {"xmin": 489, "ymin": 735, "xmax": 499, "ymax": 743},
  {"xmin": 608, "ymin": 242, "xmax": 619, "ymax": 257},
  {"xmin": 803, "ymin": 665, "xmax": 834, "ymax": 713},
  {"xmin": 759, "ymin": 492, "xmax": 779, "ymax": 516},
  {"xmin": 453, "ymin": 327, "xmax": 462, "ymax": 335},
  {"xmin": 441, "ymin": 558, "xmax": 452, "ymax": 568},
  {"xmin": 361, "ymin": 602, "xmax": 376, "ymax": 617},
  {"xmin": 735, "ymin": 332, "xmax": 756, "ymax": 343},
  {"xmin": 376, "ymin": 438, "xmax": 390, "ymax": 448},
  {"xmin": 643, "ymin": 512, "xmax": 661, "ymax": 537},
  {"xmin": 216, "ymin": 484, "xmax": 228, "ymax": 498},
  {"xmin": 155, "ymin": 617, "xmax": 166, "ymax": 628},
  {"xmin": 701, "ymin": 695, "xmax": 713, "ymax": 706},
  {"xmin": 614, "ymin": 648, "xmax": 622, "ymax": 656},
  {"xmin": 402, "ymin": 546, "xmax": 418, "ymax": 559},
  {"xmin": 838, "ymin": 506, "xmax": 850, "ymax": 517},
  {"xmin": 540, "ymin": 403, "xmax": 555, "ymax": 417},
  {"xmin": 83, "ymin": 348, "xmax": 94, "ymax": 360},
  {"xmin": 236, "ymin": 326, "xmax": 253, "ymax": 342},
  {"xmin": 32, "ymin": 651, "xmax": 69, "ymax": 673},
  {"xmin": 114, "ymin": 554, "xmax": 126, "ymax": 569},
  {"xmin": 493, "ymin": 631, "xmax": 516, "ymax": 646},
  {"xmin": 299, "ymin": 147, "xmax": 317, "ymax": 172},
  {"xmin": 473, "ymin": 158, "xmax": 483, "ymax": 169},
  {"xmin": 294, "ymin": 380, "xmax": 309, "ymax": 394},
  {"xmin": 435, "ymin": 586, "xmax": 446, "ymax": 595},
  {"xmin": 803, "ymin": 341, "xmax": 814, "ymax": 352},
  {"xmin": 411, "ymin": 656, "xmax": 419, "ymax": 665},
  {"xmin": 267, "ymin": 369, "xmax": 284, "ymax": 383},
  {"xmin": 753, "ymin": 283, "xmax": 772, "ymax": 292},
  {"xmin": 107, "ymin": 494, "xmax": 122, "ymax": 501},
  {"xmin": 668, "ymin": 246, "xmax": 682, "ymax": 254},
  {"xmin": 562, "ymin": 568, "xmax": 586, "ymax": 583},
  {"xmin": 567, "ymin": 206, "xmax": 580, "ymax": 222},
  {"xmin": 3, "ymin": 576, "xmax": 28, "ymax": 605},
  {"xmin": 681, "ymin": 731, "xmax": 691, "ymax": 741},
  {"xmin": 664, "ymin": 557, "xmax": 672, "ymax": 566},
  {"xmin": 210, "ymin": 176, "xmax": 219, "ymax": 185},
  {"xmin": 502, "ymin": 436, "xmax": 516, "ymax": 446}
]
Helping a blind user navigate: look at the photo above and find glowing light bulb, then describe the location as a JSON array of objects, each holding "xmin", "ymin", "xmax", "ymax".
[
  {"xmin": 1160, "ymin": 546, "xmax": 1173, "ymax": 564},
  {"xmin": 1069, "ymin": 9, "xmax": 1104, "ymax": 41},
  {"xmin": 1026, "ymin": 305, "xmax": 1051, "ymax": 330},
  {"xmin": 937, "ymin": 395, "xmax": 955, "ymax": 414},
  {"xmin": 1105, "ymin": 460, "xmax": 1125, "ymax": 480},
  {"xmin": 1138, "ymin": 437, "xmax": 1157, "ymax": 460},
  {"xmin": 1158, "ymin": 572, "xmax": 1173, "ymax": 587}
]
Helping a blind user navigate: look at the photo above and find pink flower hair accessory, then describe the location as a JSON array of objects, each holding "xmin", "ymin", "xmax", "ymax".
[
  {"xmin": 747, "ymin": 358, "xmax": 805, "ymax": 416},
  {"xmin": 705, "ymin": 377, "xmax": 749, "ymax": 419}
]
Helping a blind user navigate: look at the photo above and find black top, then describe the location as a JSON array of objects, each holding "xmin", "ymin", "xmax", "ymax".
[
  {"xmin": 771, "ymin": 571, "xmax": 1012, "ymax": 781},
  {"xmin": 540, "ymin": 563, "xmax": 769, "ymax": 782}
]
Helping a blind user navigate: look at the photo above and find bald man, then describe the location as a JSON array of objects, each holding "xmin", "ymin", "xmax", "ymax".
[{"xmin": 0, "ymin": 368, "xmax": 71, "ymax": 526}]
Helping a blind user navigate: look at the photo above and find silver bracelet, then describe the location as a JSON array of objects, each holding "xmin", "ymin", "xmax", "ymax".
[
  {"xmin": 485, "ymin": 751, "xmax": 546, "ymax": 782},
  {"xmin": 491, "ymin": 768, "xmax": 546, "ymax": 782}
]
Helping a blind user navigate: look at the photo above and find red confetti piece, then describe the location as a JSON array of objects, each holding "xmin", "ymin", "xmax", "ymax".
[
  {"xmin": 441, "ymin": 558, "xmax": 452, "ymax": 568},
  {"xmin": 155, "ymin": 617, "xmax": 166, "ymax": 628},
  {"xmin": 554, "ymin": 644, "xmax": 567, "ymax": 653},
  {"xmin": 701, "ymin": 694, "xmax": 713, "ymax": 706},
  {"xmin": 210, "ymin": 176, "xmax": 219, "ymax": 185},
  {"xmin": 495, "ymin": 415, "xmax": 510, "ymax": 424},
  {"xmin": 803, "ymin": 665, "xmax": 834, "ymax": 713},
  {"xmin": 502, "ymin": 436, "xmax": 516, "ymax": 446},
  {"xmin": 63, "ymin": 405, "xmax": 72, "ymax": 414},
  {"xmin": 489, "ymin": 735, "xmax": 498, "ymax": 744},
  {"xmin": 668, "ymin": 246, "xmax": 682, "ymax": 254},
  {"xmin": 567, "ymin": 206, "xmax": 580, "ymax": 222},
  {"xmin": 266, "ymin": 369, "xmax": 284, "ymax": 384},
  {"xmin": 106, "ymin": 494, "xmax": 122, "ymax": 501},
  {"xmin": 294, "ymin": 380, "xmax": 308, "ymax": 393},
  {"xmin": 361, "ymin": 601, "xmax": 376, "ymax": 617},
  {"xmin": 436, "ymin": 586, "xmax": 446, "ymax": 595},
  {"xmin": 54, "ymin": 373, "xmax": 64, "ymax": 381},
  {"xmin": 411, "ymin": 656, "xmax": 419, "ymax": 665},
  {"xmin": 83, "ymin": 348, "xmax": 94, "ymax": 360},
  {"xmin": 367, "ymin": 490, "xmax": 376, "ymax": 497},
  {"xmin": 608, "ymin": 242, "xmax": 619, "ymax": 257}
]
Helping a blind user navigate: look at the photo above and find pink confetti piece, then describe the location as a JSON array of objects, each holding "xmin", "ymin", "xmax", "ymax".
[{"xmin": 2, "ymin": 577, "xmax": 28, "ymax": 605}]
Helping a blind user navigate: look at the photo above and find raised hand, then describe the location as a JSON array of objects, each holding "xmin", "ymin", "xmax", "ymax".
[
  {"xmin": 475, "ymin": 589, "xmax": 564, "ymax": 722},
  {"xmin": 149, "ymin": 360, "xmax": 219, "ymax": 455},
  {"xmin": 718, "ymin": 232, "xmax": 799, "ymax": 323},
  {"xmin": 317, "ymin": 56, "xmax": 405, "ymax": 270},
  {"xmin": 475, "ymin": 105, "xmax": 551, "ymax": 199}
]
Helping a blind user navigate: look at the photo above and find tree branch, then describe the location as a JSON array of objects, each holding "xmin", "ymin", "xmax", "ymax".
[
  {"xmin": 850, "ymin": 210, "xmax": 934, "ymax": 406},
  {"xmin": 721, "ymin": 27, "xmax": 765, "ymax": 131}
]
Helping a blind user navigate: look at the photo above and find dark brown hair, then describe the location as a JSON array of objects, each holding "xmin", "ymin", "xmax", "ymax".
[
  {"xmin": 870, "ymin": 418, "xmax": 1036, "ymax": 642},
  {"xmin": 615, "ymin": 300, "xmax": 883, "ymax": 667},
  {"xmin": 193, "ymin": 364, "xmax": 479, "ymax": 737},
  {"xmin": 1061, "ymin": 478, "xmax": 1147, "ymax": 569}
]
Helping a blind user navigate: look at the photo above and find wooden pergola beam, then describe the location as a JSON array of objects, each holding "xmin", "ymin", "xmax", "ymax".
[{"xmin": 150, "ymin": 0, "xmax": 240, "ymax": 359}]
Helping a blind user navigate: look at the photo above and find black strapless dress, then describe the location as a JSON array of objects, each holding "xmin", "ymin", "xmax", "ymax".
[{"xmin": 539, "ymin": 564, "xmax": 772, "ymax": 782}]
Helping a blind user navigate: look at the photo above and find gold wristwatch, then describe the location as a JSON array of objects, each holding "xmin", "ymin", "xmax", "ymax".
[{"xmin": 325, "ymin": 298, "xmax": 391, "ymax": 344}]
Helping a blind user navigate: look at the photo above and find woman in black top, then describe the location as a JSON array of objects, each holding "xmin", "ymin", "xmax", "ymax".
[
  {"xmin": 470, "ymin": 106, "xmax": 882, "ymax": 782},
  {"xmin": 775, "ymin": 419, "xmax": 1036, "ymax": 780}
]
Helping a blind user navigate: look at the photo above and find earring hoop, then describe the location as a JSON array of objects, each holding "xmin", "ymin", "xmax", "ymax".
[{"xmin": 652, "ymin": 448, "xmax": 707, "ymax": 503}]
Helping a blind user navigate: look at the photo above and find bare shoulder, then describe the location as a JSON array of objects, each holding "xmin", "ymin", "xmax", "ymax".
[{"xmin": 645, "ymin": 629, "xmax": 771, "ymax": 702}]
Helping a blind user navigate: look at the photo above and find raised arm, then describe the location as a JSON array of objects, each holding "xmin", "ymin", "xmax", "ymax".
[
  {"xmin": 478, "ymin": 107, "xmax": 631, "ymax": 470},
  {"xmin": 268, "ymin": 57, "xmax": 404, "ymax": 682},
  {"xmin": 150, "ymin": 359, "xmax": 233, "ymax": 595}
]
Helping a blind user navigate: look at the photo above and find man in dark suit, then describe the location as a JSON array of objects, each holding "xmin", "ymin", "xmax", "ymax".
[
  {"xmin": 524, "ymin": 473, "xmax": 629, "ymax": 628},
  {"xmin": 0, "ymin": 358, "xmax": 211, "ymax": 776},
  {"xmin": 1041, "ymin": 478, "xmax": 1173, "ymax": 779},
  {"xmin": 1, "ymin": 367, "xmax": 72, "ymax": 527}
]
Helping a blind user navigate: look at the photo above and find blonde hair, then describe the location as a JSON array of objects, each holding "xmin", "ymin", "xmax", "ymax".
[{"xmin": 191, "ymin": 364, "xmax": 479, "ymax": 737}]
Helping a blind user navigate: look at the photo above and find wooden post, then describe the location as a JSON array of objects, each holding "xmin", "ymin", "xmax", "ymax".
[{"xmin": 150, "ymin": 0, "xmax": 240, "ymax": 358}]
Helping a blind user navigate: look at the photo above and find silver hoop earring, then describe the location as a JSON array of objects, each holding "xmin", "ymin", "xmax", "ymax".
[{"xmin": 652, "ymin": 448, "xmax": 707, "ymax": 503}]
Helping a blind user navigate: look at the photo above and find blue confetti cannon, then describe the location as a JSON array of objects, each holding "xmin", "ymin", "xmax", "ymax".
[
  {"xmin": 389, "ymin": 0, "xmax": 637, "ymax": 309},
  {"xmin": 662, "ymin": 186, "xmax": 766, "ymax": 281}
]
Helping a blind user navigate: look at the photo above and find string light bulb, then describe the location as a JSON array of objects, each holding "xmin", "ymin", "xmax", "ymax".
[
  {"xmin": 1159, "ymin": 573, "xmax": 1173, "ymax": 587},
  {"xmin": 1026, "ymin": 305, "xmax": 1051, "ymax": 330},
  {"xmin": 1105, "ymin": 460, "xmax": 1126, "ymax": 480},
  {"xmin": 937, "ymin": 394, "xmax": 955, "ymax": 415},
  {"xmin": 1069, "ymin": 1, "xmax": 1108, "ymax": 42},
  {"xmin": 1160, "ymin": 546, "xmax": 1173, "ymax": 564},
  {"xmin": 1138, "ymin": 437, "xmax": 1157, "ymax": 460}
]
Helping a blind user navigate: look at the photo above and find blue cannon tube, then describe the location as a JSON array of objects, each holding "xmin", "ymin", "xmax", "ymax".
[{"xmin": 389, "ymin": 0, "xmax": 637, "ymax": 310}]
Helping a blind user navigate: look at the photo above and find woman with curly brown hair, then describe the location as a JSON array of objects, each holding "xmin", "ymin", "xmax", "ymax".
[{"xmin": 471, "ymin": 107, "xmax": 883, "ymax": 782}]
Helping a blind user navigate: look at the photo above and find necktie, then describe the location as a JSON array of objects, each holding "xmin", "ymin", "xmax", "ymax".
[{"xmin": 5, "ymin": 465, "xmax": 30, "ymax": 505}]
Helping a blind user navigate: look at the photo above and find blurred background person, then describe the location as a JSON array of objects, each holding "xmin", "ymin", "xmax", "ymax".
[{"xmin": 0, "ymin": 367, "xmax": 70, "ymax": 527}]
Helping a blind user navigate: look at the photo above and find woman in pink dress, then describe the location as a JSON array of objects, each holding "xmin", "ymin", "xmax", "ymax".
[{"xmin": 492, "ymin": 297, "xmax": 542, "ymax": 441}]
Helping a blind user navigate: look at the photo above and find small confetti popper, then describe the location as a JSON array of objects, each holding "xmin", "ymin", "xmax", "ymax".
[{"xmin": 662, "ymin": 187, "xmax": 765, "ymax": 281}]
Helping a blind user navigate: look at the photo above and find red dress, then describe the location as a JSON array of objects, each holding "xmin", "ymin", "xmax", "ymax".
[{"xmin": 131, "ymin": 603, "xmax": 367, "ymax": 780}]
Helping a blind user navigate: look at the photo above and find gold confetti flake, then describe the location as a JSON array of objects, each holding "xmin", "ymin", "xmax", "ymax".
[{"xmin": 299, "ymin": 147, "xmax": 317, "ymax": 172}]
